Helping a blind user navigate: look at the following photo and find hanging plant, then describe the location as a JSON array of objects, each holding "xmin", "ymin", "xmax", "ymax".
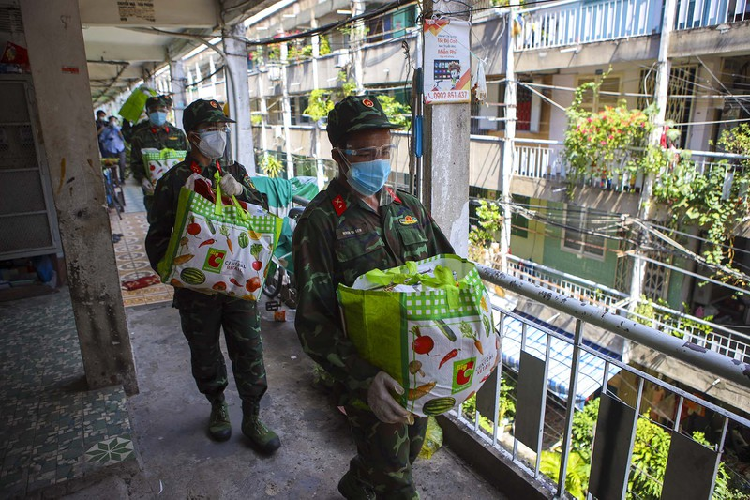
[{"xmin": 261, "ymin": 153, "xmax": 283, "ymax": 178}]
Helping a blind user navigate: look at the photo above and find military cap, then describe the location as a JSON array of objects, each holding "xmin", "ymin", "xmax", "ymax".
[
  {"xmin": 327, "ymin": 95, "xmax": 401, "ymax": 146},
  {"xmin": 145, "ymin": 95, "xmax": 173, "ymax": 110},
  {"xmin": 183, "ymin": 98, "xmax": 235, "ymax": 132}
]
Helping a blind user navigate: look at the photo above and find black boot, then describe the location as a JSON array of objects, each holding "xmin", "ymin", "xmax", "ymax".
[{"xmin": 208, "ymin": 395, "xmax": 231, "ymax": 442}]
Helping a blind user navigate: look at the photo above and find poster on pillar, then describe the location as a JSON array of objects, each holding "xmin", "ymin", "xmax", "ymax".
[{"xmin": 423, "ymin": 19, "xmax": 471, "ymax": 104}]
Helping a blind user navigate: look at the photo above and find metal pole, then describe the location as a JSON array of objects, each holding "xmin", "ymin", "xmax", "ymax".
[
  {"xmin": 500, "ymin": 3, "xmax": 518, "ymax": 274},
  {"xmin": 557, "ymin": 319, "xmax": 584, "ymax": 498}
]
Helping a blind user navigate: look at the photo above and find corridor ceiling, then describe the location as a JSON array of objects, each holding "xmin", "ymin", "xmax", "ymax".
[{"xmin": 79, "ymin": 0, "xmax": 274, "ymax": 105}]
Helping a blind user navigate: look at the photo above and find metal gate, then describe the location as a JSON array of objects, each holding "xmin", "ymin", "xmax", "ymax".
[{"xmin": 0, "ymin": 76, "xmax": 61, "ymax": 259}]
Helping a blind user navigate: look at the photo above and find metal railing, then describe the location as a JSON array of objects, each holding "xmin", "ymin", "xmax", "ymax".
[
  {"xmin": 504, "ymin": 253, "xmax": 750, "ymax": 362},
  {"xmin": 455, "ymin": 264, "xmax": 750, "ymax": 499},
  {"xmin": 512, "ymin": 138, "xmax": 565, "ymax": 179},
  {"xmin": 515, "ymin": 0, "xmax": 661, "ymax": 51},
  {"xmin": 675, "ymin": 0, "xmax": 750, "ymax": 29}
]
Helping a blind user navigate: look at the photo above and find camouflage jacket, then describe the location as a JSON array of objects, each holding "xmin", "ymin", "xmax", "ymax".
[
  {"xmin": 129, "ymin": 122, "xmax": 188, "ymax": 183},
  {"xmin": 144, "ymin": 155, "xmax": 266, "ymax": 271},
  {"xmin": 292, "ymin": 177, "xmax": 454, "ymax": 401}
]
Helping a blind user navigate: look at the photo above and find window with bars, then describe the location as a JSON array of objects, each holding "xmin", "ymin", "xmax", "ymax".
[
  {"xmin": 638, "ymin": 66, "xmax": 697, "ymax": 148},
  {"xmin": 511, "ymin": 194, "xmax": 530, "ymax": 238},
  {"xmin": 576, "ymin": 75, "xmax": 622, "ymax": 113},
  {"xmin": 562, "ymin": 207, "xmax": 607, "ymax": 260}
]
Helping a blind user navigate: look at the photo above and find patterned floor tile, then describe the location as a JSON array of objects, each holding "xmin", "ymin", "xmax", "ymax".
[
  {"xmin": 0, "ymin": 290, "xmax": 135, "ymax": 497},
  {"xmin": 84, "ymin": 437, "xmax": 134, "ymax": 465}
]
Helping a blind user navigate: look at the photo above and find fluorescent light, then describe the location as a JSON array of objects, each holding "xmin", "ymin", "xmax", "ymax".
[
  {"xmin": 283, "ymin": 14, "xmax": 296, "ymax": 18},
  {"xmin": 257, "ymin": 25, "xmax": 269, "ymax": 30},
  {"xmin": 336, "ymin": 9, "xmax": 352, "ymax": 14}
]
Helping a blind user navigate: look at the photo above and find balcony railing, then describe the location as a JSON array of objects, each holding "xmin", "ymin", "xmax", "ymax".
[
  {"xmin": 516, "ymin": 0, "xmax": 662, "ymax": 51},
  {"xmin": 675, "ymin": 0, "xmax": 750, "ymax": 29},
  {"xmin": 504, "ymin": 253, "xmax": 750, "ymax": 362},
  {"xmin": 453, "ymin": 264, "xmax": 750, "ymax": 499}
]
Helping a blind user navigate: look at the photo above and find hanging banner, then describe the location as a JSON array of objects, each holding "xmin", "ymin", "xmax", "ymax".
[{"xmin": 423, "ymin": 18, "xmax": 471, "ymax": 104}]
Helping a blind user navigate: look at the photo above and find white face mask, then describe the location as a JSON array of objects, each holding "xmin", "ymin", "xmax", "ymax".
[{"xmin": 194, "ymin": 129, "xmax": 227, "ymax": 159}]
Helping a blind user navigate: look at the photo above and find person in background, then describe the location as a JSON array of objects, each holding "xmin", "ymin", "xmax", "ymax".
[
  {"xmin": 129, "ymin": 95, "xmax": 187, "ymax": 220},
  {"xmin": 100, "ymin": 115, "xmax": 127, "ymax": 182},
  {"xmin": 145, "ymin": 98, "xmax": 280, "ymax": 454},
  {"xmin": 95, "ymin": 110, "xmax": 108, "ymax": 157},
  {"xmin": 293, "ymin": 96, "xmax": 454, "ymax": 499}
]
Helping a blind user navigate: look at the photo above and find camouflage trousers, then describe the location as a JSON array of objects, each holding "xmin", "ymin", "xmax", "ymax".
[
  {"xmin": 143, "ymin": 192, "xmax": 155, "ymax": 224},
  {"xmin": 344, "ymin": 403, "xmax": 427, "ymax": 500},
  {"xmin": 174, "ymin": 288, "xmax": 267, "ymax": 403}
]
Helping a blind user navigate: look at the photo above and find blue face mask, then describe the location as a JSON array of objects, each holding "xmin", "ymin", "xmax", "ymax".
[
  {"xmin": 346, "ymin": 159, "xmax": 391, "ymax": 196},
  {"xmin": 149, "ymin": 112, "xmax": 167, "ymax": 127}
]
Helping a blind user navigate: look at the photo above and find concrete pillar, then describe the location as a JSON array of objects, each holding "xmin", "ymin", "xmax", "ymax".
[
  {"xmin": 170, "ymin": 58, "xmax": 187, "ymax": 131},
  {"xmin": 422, "ymin": 1, "xmax": 471, "ymax": 257},
  {"xmin": 280, "ymin": 42, "xmax": 294, "ymax": 179},
  {"xmin": 20, "ymin": 0, "xmax": 138, "ymax": 395},
  {"xmin": 351, "ymin": 0, "xmax": 366, "ymax": 93},
  {"xmin": 629, "ymin": 0, "xmax": 677, "ymax": 310},
  {"xmin": 223, "ymin": 23, "xmax": 255, "ymax": 171}
]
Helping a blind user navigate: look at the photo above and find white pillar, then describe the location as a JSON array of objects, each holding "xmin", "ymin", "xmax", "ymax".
[
  {"xmin": 280, "ymin": 42, "xmax": 294, "ymax": 178},
  {"xmin": 21, "ymin": 0, "xmax": 138, "ymax": 394},
  {"xmin": 422, "ymin": 2, "xmax": 471, "ymax": 256},
  {"xmin": 223, "ymin": 23, "xmax": 256, "ymax": 171},
  {"xmin": 351, "ymin": 0, "xmax": 366, "ymax": 93},
  {"xmin": 500, "ymin": 2, "xmax": 518, "ymax": 273},
  {"xmin": 170, "ymin": 57, "xmax": 187, "ymax": 130},
  {"xmin": 629, "ymin": 0, "xmax": 677, "ymax": 310}
]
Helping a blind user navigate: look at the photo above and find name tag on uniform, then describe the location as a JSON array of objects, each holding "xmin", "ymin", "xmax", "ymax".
[
  {"xmin": 340, "ymin": 227, "xmax": 365, "ymax": 237},
  {"xmin": 399, "ymin": 215, "xmax": 419, "ymax": 226}
]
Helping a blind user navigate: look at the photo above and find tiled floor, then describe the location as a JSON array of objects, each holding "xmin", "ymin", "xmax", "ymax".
[{"xmin": 0, "ymin": 290, "xmax": 135, "ymax": 497}]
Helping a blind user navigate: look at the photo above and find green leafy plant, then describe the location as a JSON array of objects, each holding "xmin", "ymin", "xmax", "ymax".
[
  {"xmin": 250, "ymin": 114, "xmax": 263, "ymax": 126},
  {"xmin": 377, "ymin": 94, "xmax": 411, "ymax": 129},
  {"xmin": 469, "ymin": 200, "xmax": 502, "ymax": 262},
  {"xmin": 261, "ymin": 153, "xmax": 284, "ymax": 178},
  {"xmin": 539, "ymin": 398, "xmax": 745, "ymax": 499},
  {"xmin": 304, "ymin": 89, "xmax": 335, "ymax": 122},
  {"xmin": 319, "ymin": 35, "xmax": 331, "ymax": 55}
]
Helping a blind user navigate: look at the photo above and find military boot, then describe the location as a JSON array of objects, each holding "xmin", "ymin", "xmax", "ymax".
[
  {"xmin": 337, "ymin": 471, "xmax": 375, "ymax": 500},
  {"xmin": 241, "ymin": 401, "xmax": 280, "ymax": 454},
  {"xmin": 208, "ymin": 397, "xmax": 232, "ymax": 442}
]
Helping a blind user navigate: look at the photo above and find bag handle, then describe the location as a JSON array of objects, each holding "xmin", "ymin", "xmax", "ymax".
[
  {"xmin": 365, "ymin": 263, "xmax": 461, "ymax": 309},
  {"xmin": 214, "ymin": 171, "xmax": 248, "ymax": 221}
]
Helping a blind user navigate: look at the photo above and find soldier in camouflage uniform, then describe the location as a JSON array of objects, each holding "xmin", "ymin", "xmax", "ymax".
[
  {"xmin": 130, "ymin": 95, "xmax": 188, "ymax": 221},
  {"xmin": 145, "ymin": 98, "xmax": 280, "ymax": 454},
  {"xmin": 293, "ymin": 96, "xmax": 454, "ymax": 499}
]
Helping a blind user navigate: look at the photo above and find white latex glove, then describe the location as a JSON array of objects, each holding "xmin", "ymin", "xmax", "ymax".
[
  {"xmin": 219, "ymin": 174, "xmax": 243, "ymax": 197},
  {"xmin": 141, "ymin": 177, "xmax": 154, "ymax": 195},
  {"xmin": 367, "ymin": 371, "xmax": 412, "ymax": 424}
]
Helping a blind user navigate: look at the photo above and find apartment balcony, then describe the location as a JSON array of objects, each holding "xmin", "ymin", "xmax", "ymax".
[{"xmin": 513, "ymin": 0, "xmax": 750, "ymax": 72}]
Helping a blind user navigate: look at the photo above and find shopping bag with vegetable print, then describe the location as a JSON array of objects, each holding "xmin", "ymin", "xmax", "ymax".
[
  {"xmin": 141, "ymin": 148, "xmax": 187, "ymax": 185},
  {"xmin": 337, "ymin": 254, "xmax": 499, "ymax": 418},
  {"xmin": 157, "ymin": 176, "xmax": 282, "ymax": 301}
]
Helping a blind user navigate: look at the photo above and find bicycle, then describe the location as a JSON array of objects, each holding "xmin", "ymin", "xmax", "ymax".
[
  {"xmin": 262, "ymin": 203, "xmax": 306, "ymax": 309},
  {"xmin": 101, "ymin": 158, "xmax": 126, "ymax": 217}
]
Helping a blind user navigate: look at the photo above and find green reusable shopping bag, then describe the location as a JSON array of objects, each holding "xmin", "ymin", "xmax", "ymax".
[
  {"xmin": 157, "ymin": 173, "xmax": 282, "ymax": 301},
  {"xmin": 337, "ymin": 254, "xmax": 499, "ymax": 418},
  {"xmin": 118, "ymin": 86, "xmax": 156, "ymax": 124},
  {"xmin": 142, "ymin": 148, "xmax": 187, "ymax": 185}
]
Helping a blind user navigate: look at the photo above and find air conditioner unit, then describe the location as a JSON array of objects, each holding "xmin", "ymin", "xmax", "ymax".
[
  {"xmin": 268, "ymin": 65, "xmax": 282, "ymax": 82},
  {"xmin": 334, "ymin": 53, "xmax": 350, "ymax": 68}
]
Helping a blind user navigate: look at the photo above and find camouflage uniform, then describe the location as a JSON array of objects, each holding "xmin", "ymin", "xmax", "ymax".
[
  {"xmin": 130, "ymin": 97, "xmax": 188, "ymax": 220},
  {"xmin": 293, "ymin": 125, "xmax": 454, "ymax": 498},
  {"xmin": 145, "ymin": 155, "xmax": 268, "ymax": 404}
]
